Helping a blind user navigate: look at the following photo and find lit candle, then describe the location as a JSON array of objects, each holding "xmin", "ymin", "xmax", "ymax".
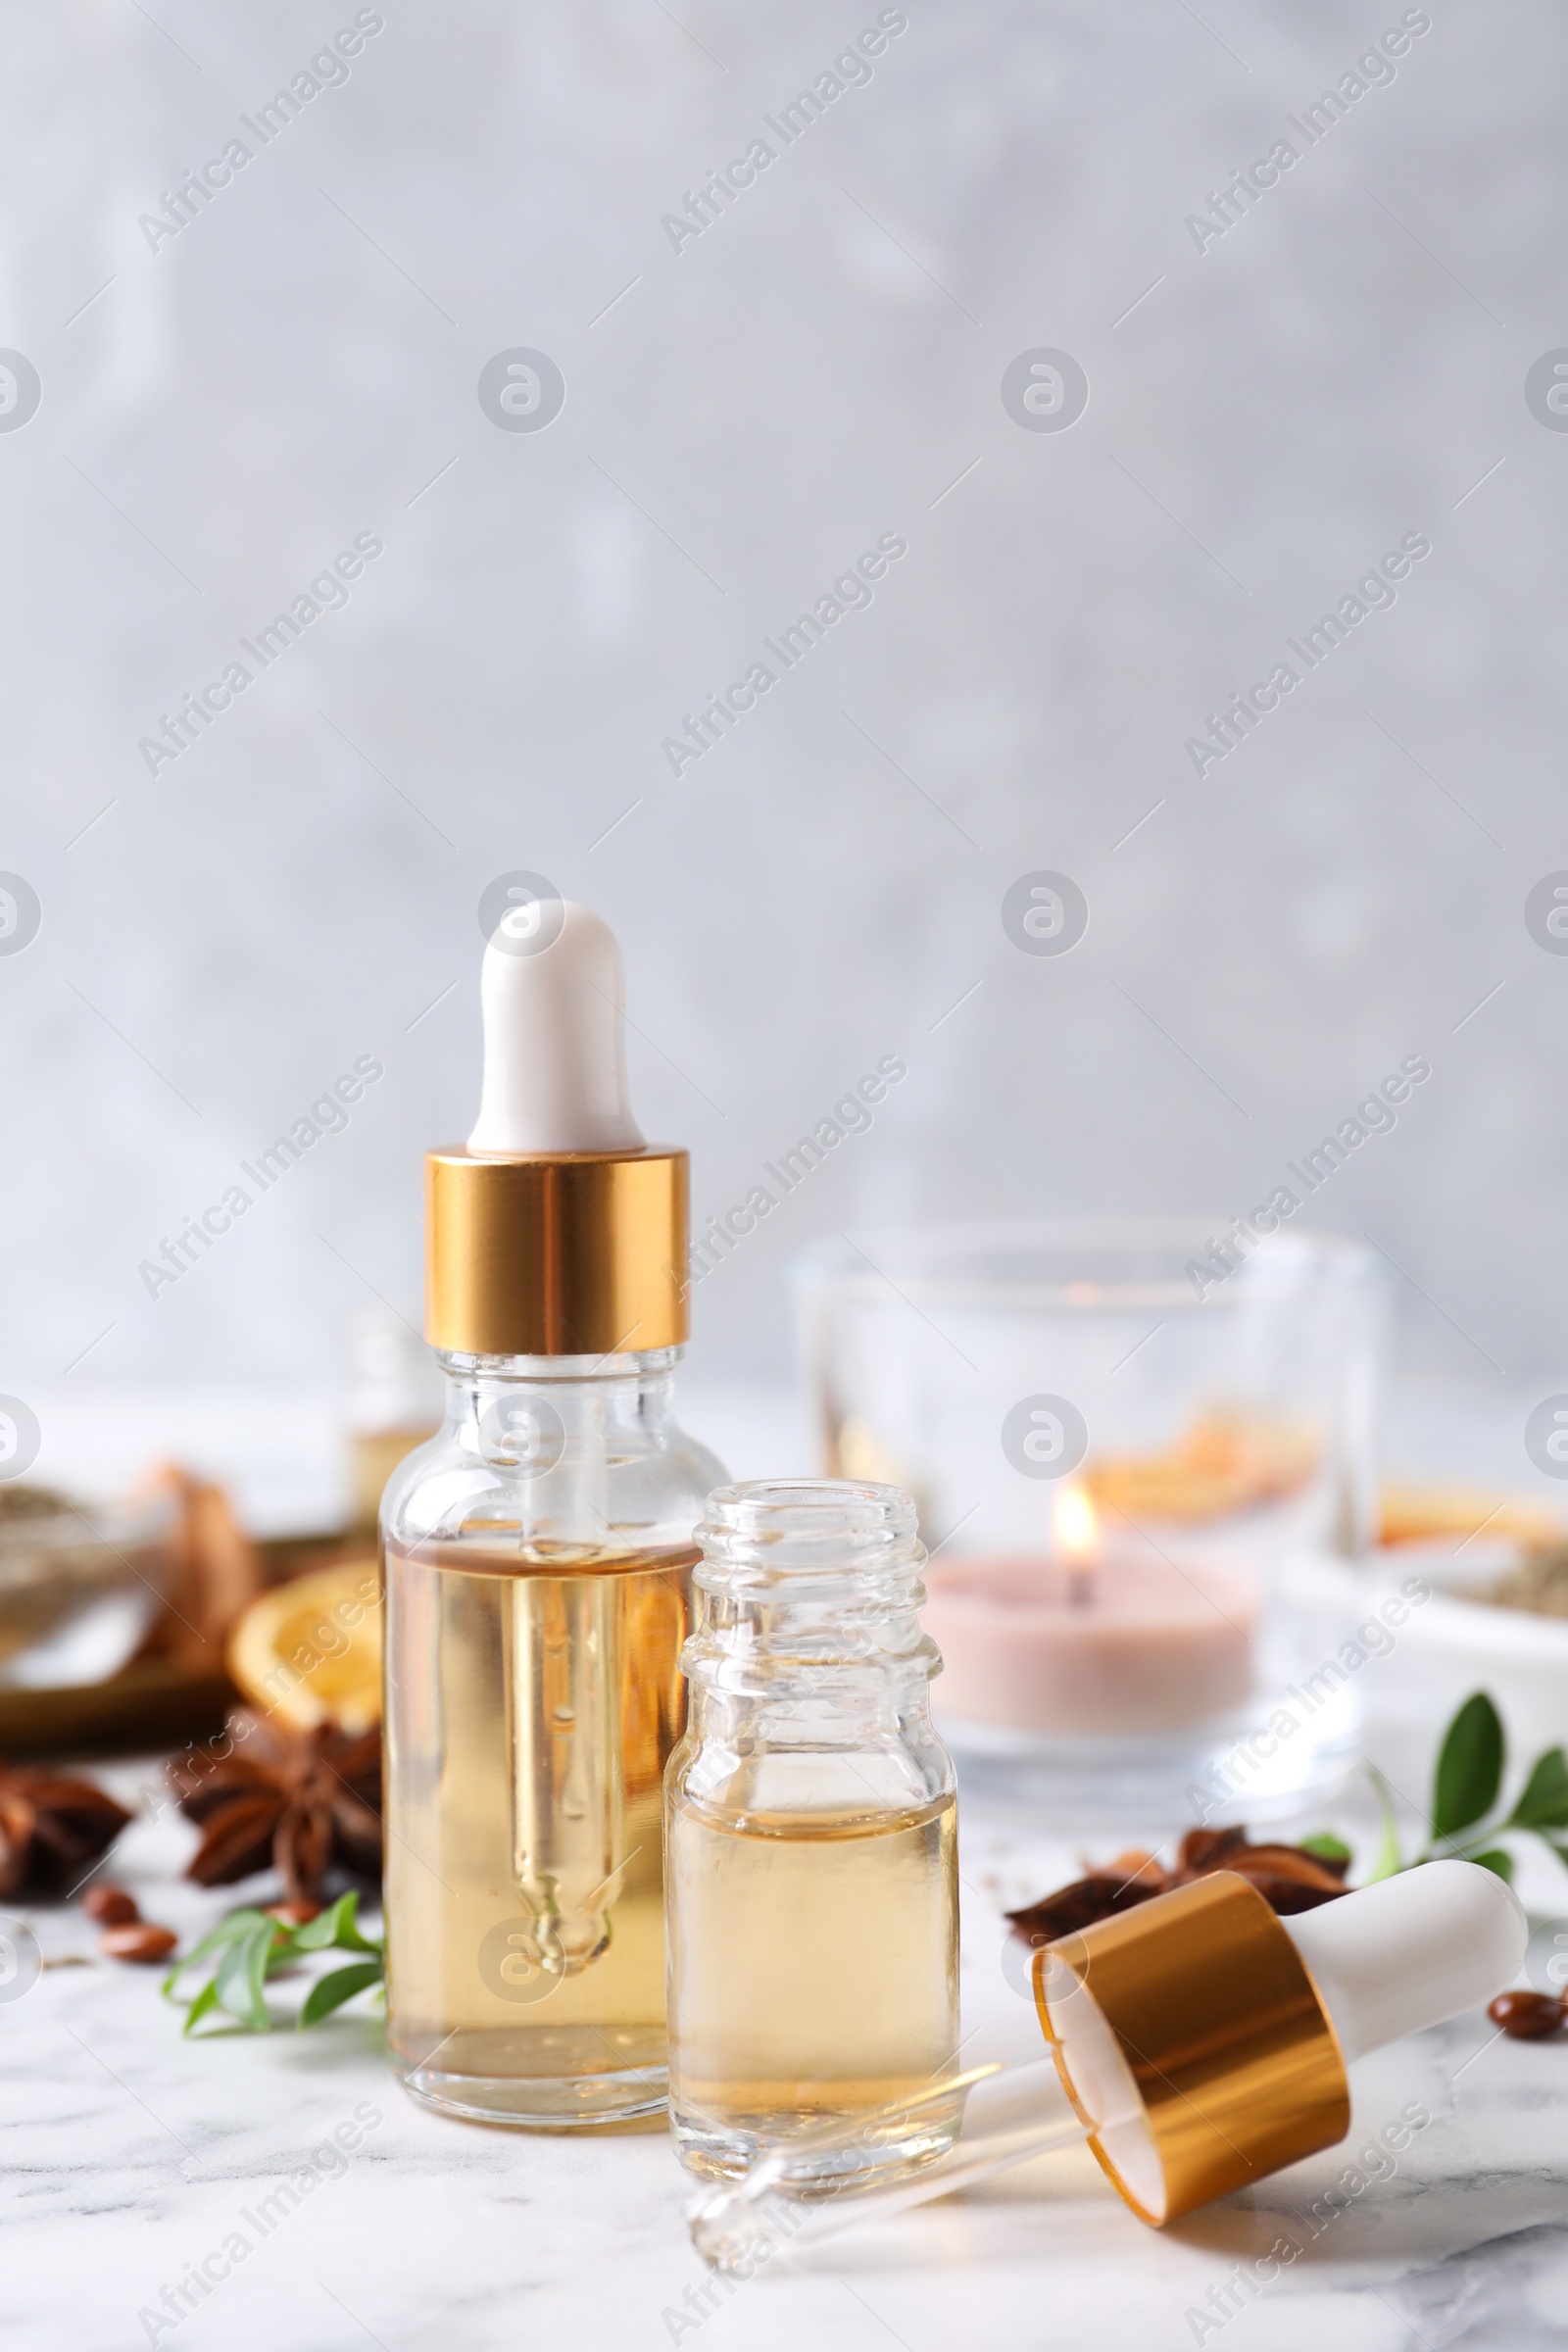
[
  {"xmin": 1054, "ymin": 1480, "xmax": 1100, "ymax": 1610},
  {"xmin": 921, "ymin": 1499, "xmax": 1259, "ymax": 1737}
]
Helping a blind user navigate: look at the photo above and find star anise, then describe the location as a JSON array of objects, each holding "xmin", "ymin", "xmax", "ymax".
[
  {"xmin": 1005, "ymin": 1825, "xmax": 1350, "ymax": 1947},
  {"xmin": 169, "ymin": 1709, "xmax": 381, "ymax": 1907},
  {"xmin": 0, "ymin": 1761, "xmax": 131, "ymax": 1899}
]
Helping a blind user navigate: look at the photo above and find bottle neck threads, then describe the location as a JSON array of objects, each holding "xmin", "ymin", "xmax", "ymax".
[{"xmin": 684, "ymin": 1480, "xmax": 939, "ymax": 1704}]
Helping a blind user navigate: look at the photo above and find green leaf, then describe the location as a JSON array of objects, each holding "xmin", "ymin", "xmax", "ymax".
[
  {"xmin": 289, "ymin": 1891, "xmax": 379, "ymax": 1956},
  {"xmin": 1432, "ymin": 1692, "xmax": 1504, "ymax": 1839},
  {"xmin": 214, "ymin": 1920, "xmax": 274, "ymax": 2032},
  {"xmin": 162, "ymin": 1908, "xmax": 273, "ymax": 2001},
  {"xmin": 1364, "ymin": 1765, "xmax": 1405, "ymax": 1880},
  {"xmin": 1466, "ymin": 1847, "xmax": 1515, "ymax": 1883},
  {"xmin": 162, "ymin": 1892, "xmax": 386, "ymax": 2041},
  {"xmin": 180, "ymin": 1979, "xmax": 224, "ymax": 2036},
  {"xmin": 1532, "ymin": 1830, "xmax": 1568, "ymax": 1875},
  {"xmin": 298, "ymin": 1959, "xmax": 383, "ymax": 2028},
  {"xmin": 1508, "ymin": 1746, "xmax": 1568, "ymax": 1831},
  {"xmin": 1298, "ymin": 1834, "xmax": 1352, "ymax": 1865}
]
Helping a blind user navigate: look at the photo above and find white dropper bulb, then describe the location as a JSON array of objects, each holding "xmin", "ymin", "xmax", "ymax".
[
  {"xmin": 467, "ymin": 900, "xmax": 646, "ymax": 1157},
  {"xmin": 1283, "ymin": 1857, "xmax": 1527, "ymax": 2062}
]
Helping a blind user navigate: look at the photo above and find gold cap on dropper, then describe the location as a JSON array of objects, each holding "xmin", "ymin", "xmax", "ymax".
[
  {"xmin": 424, "ymin": 1146, "xmax": 689, "ymax": 1358},
  {"xmin": 1034, "ymin": 1871, "xmax": 1350, "ymax": 2226}
]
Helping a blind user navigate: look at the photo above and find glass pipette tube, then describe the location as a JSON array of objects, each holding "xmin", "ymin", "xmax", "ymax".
[{"xmin": 688, "ymin": 2053, "xmax": 1125, "ymax": 2274}]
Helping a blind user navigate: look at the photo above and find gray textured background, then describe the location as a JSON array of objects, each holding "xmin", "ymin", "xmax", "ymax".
[{"xmin": 2, "ymin": 0, "xmax": 1562, "ymax": 1423}]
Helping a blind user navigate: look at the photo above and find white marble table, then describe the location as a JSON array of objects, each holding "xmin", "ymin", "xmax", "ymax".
[
  {"xmin": 4, "ymin": 1759, "xmax": 1564, "ymax": 2352},
  {"xmin": 6, "ymin": 1377, "xmax": 1567, "ymax": 2349}
]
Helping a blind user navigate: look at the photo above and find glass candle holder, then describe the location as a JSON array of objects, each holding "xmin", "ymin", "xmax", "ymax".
[{"xmin": 793, "ymin": 1220, "xmax": 1385, "ymax": 1825}]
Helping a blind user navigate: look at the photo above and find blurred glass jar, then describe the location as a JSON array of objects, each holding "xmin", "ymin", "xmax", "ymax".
[
  {"xmin": 347, "ymin": 1307, "xmax": 443, "ymax": 1531},
  {"xmin": 0, "ymin": 1486, "xmax": 178, "ymax": 1689},
  {"xmin": 793, "ymin": 1219, "xmax": 1386, "ymax": 1824}
]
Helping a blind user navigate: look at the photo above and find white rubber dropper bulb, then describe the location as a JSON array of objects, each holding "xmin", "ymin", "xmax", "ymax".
[
  {"xmin": 467, "ymin": 900, "xmax": 646, "ymax": 1156},
  {"xmin": 1283, "ymin": 1856, "xmax": 1527, "ymax": 2062}
]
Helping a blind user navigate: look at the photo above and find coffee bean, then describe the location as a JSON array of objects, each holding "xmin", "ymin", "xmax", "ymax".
[
  {"xmin": 1488, "ymin": 1989, "xmax": 1567, "ymax": 2039},
  {"xmin": 100, "ymin": 1923, "xmax": 177, "ymax": 1963},
  {"xmin": 266, "ymin": 1900, "xmax": 322, "ymax": 1927},
  {"xmin": 83, "ymin": 1885, "xmax": 139, "ymax": 1926}
]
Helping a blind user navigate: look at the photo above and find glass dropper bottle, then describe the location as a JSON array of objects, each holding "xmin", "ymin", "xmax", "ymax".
[
  {"xmin": 381, "ymin": 897, "xmax": 724, "ymax": 2129},
  {"xmin": 689, "ymin": 1856, "xmax": 1526, "ymax": 2272}
]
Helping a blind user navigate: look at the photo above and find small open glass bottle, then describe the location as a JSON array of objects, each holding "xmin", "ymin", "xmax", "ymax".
[{"xmin": 664, "ymin": 1480, "xmax": 959, "ymax": 2184}]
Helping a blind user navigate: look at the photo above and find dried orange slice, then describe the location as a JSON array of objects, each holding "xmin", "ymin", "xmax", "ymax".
[
  {"xmin": 1087, "ymin": 1410, "xmax": 1318, "ymax": 1523},
  {"xmin": 1377, "ymin": 1484, "xmax": 1563, "ymax": 1551},
  {"xmin": 225, "ymin": 1556, "xmax": 381, "ymax": 1733}
]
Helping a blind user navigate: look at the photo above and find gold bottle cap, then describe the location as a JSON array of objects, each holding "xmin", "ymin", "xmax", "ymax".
[
  {"xmin": 424, "ymin": 1146, "xmax": 688, "ymax": 1358},
  {"xmin": 1034, "ymin": 1870, "xmax": 1349, "ymax": 2225}
]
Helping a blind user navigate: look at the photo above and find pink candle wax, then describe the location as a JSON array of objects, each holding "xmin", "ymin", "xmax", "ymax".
[{"xmin": 922, "ymin": 1550, "xmax": 1257, "ymax": 1736}]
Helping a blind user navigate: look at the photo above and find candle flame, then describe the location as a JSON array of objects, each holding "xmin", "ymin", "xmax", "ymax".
[{"xmin": 1053, "ymin": 1480, "xmax": 1101, "ymax": 1564}]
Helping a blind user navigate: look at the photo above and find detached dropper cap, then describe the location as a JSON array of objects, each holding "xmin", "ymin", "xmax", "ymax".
[
  {"xmin": 684, "ymin": 1858, "xmax": 1525, "ymax": 2274},
  {"xmin": 1036, "ymin": 1858, "xmax": 1526, "ymax": 2225},
  {"xmin": 425, "ymin": 899, "xmax": 688, "ymax": 1357}
]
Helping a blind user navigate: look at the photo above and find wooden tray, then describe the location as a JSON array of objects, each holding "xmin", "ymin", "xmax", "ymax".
[{"xmin": 0, "ymin": 1530, "xmax": 366, "ymax": 1760}]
